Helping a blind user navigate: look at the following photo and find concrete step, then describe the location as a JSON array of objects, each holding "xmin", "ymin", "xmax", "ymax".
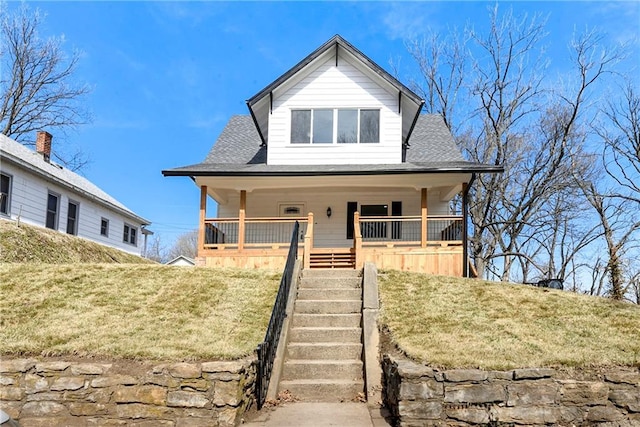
[
  {"xmin": 291, "ymin": 314, "xmax": 361, "ymax": 328},
  {"xmin": 289, "ymin": 327, "xmax": 362, "ymax": 343},
  {"xmin": 281, "ymin": 359, "xmax": 363, "ymax": 381},
  {"xmin": 278, "ymin": 379, "xmax": 364, "ymax": 402},
  {"xmin": 294, "ymin": 300, "xmax": 361, "ymax": 314},
  {"xmin": 299, "ymin": 277, "xmax": 362, "ymax": 289},
  {"xmin": 297, "ymin": 288, "xmax": 362, "ymax": 301},
  {"xmin": 301, "ymin": 269, "xmax": 361, "ymax": 279},
  {"xmin": 287, "ymin": 342, "xmax": 363, "ymax": 360}
]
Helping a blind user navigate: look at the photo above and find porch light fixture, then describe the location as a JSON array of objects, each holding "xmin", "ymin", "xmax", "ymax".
[{"xmin": 326, "ymin": 207, "xmax": 332, "ymax": 218}]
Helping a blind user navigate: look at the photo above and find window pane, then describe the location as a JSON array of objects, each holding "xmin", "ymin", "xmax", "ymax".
[
  {"xmin": 66, "ymin": 202, "xmax": 78, "ymax": 235},
  {"xmin": 312, "ymin": 109, "xmax": 333, "ymax": 143},
  {"xmin": 131, "ymin": 228, "xmax": 137, "ymax": 245},
  {"xmin": 0, "ymin": 174, "xmax": 9, "ymax": 214},
  {"xmin": 101, "ymin": 218, "xmax": 109, "ymax": 236},
  {"xmin": 291, "ymin": 110, "xmax": 311, "ymax": 143},
  {"xmin": 123, "ymin": 225, "xmax": 129, "ymax": 242},
  {"xmin": 337, "ymin": 109, "xmax": 357, "ymax": 143},
  {"xmin": 46, "ymin": 194, "xmax": 58, "ymax": 229},
  {"xmin": 360, "ymin": 109, "xmax": 380, "ymax": 143}
]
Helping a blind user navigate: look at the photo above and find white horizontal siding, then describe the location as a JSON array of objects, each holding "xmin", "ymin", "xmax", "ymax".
[
  {"xmin": 1, "ymin": 162, "xmax": 145, "ymax": 255},
  {"xmin": 216, "ymin": 188, "xmax": 451, "ymax": 248},
  {"xmin": 267, "ymin": 53, "xmax": 402, "ymax": 166}
]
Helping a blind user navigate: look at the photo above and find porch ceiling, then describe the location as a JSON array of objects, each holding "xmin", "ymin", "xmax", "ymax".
[{"xmin": 195, "ymin": 173, "xmax": 469, "ymax": 204}]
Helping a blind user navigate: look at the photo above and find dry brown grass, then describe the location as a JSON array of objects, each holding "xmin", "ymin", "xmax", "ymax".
[
  {"xmin": 0, "ymin": 264, "xmax": 280, "ymax": 361},
  {"xmin": 378, "ymin": 270, "xmax": 640, "ymax": 370},
  {"xmin": 0, "ymin": 219, "xmax": 152, "ymax": 263}
]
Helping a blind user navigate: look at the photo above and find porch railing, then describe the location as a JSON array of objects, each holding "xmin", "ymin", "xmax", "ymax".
[
  {"xmin": 355, "ymin": 214, "xmax": 463, "ymax": 246},
  {"xmin": 255, "ymin": 221, "xmax": 299, "ymax": 409},
  {"xmin": 203, "ymin": 216, "xmax": 309, "ymax": 250}
]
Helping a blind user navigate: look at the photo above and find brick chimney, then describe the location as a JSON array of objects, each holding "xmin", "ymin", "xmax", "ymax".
[{"xmin": 36, "ymin": 131, "xmax": 52, "ymax": 162}]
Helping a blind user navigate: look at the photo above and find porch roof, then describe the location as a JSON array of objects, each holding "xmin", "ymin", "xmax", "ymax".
[{"xmin": 162, "ymin": 115, "xmax": 503, "ymax": 177}]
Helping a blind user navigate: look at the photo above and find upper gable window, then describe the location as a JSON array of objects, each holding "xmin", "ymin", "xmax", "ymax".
[{"xmin": 291, "ymin": 109, "xmax": 380, "ymax": 144}]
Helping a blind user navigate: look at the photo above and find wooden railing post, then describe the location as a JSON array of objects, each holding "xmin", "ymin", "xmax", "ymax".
[
  {"xmin": 238, "ymin": 190, "xmax": 246, "ymax": 251},
  {"xmin": 354, "ymin": 211, "xmax": 363, "ymax": 269},
  {"xmin": 198, "ymin": 186, "xmax": 207, "ymax": 256},
  {"xmin": 421, "ymin": 188, "xmax": 428, "ymax": 248},
  {"xmin": 304, "ymin": 212, "xmax": 314, "ymax": 268}
]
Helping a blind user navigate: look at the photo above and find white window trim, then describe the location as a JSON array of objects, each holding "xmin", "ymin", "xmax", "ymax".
[
  {"xmin": 66, "ymin": 200, "xmax": 80, "ymax": 236},
  {"xmin": 0, "ymin": 172, "xmax": 12, "ymax": 216},
  {"xmin": 45, "ymin": 191, "xmax": 60, "ymax": 230},
  {"xmin": 290, "ymin": 108, "xmax": 380, "ymax": 145},
  {"xmin": 123, "ymin": 223, "xmax": 138, "ymax": 246},
  {"xmin": 100, "ymin": 217, "xmax": 109, "ymax": 237}
]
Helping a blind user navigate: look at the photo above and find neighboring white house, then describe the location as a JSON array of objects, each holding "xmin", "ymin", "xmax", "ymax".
[
  {"xmin": 163, "ymin": 35, "xmax": 502, "ymax": 274},
  {"xmin": 165, "ymin": 255, "xmax": 196, "ymax": 267},
  {"xmin": 0, "ymin": 131, "xmax": 151, "ymax": 256}
]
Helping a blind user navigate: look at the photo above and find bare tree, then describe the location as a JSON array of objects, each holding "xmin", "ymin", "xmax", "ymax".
[
  {"xmin": 146, "ymin": 234, "xmax": 168, "ymax": 264},
  {"xmin": 583, "ymin": 80, "xmax": 640, "ymax": 302},
  {"xmin": 599, "ymin": 82, "xmax": 640, "ymax": 206},
  {"xmin": 405, "ymin": 29, "xmax": 467, "ymax": 132},
  {"xmin": 579, "ymin": 182, "xmax": 640, "ymax": 300},
  {"xmin": 0, "ymin": 3, "xmax": 90, "ymax": 170},
  {"xmin": 405, "ymin": 6, "xmax": 627, "ymax": 286},
  {"xmin": 167, "ymin": 230, "xmax": 198, "ymax": 260}
]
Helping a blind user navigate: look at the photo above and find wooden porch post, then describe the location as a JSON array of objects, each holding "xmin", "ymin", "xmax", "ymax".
[
  {"xmin": 421, "ymin": 188, "xmax": 428, "ymax": 248},
  {"xmin": 304, "ymin": 212, "xmax": 314, "ymax": 268},
  {"xmin": 198, "ymin": 186, "xmax": 207, "ymax": 256},
  {"xmin": 238, "ymin": 190, "xmax": 246, "ymax": 251},
  {"xmin": 462, "ymin": 182, "xmax": 469, "ymax": 278},
  {"xmin": 354, "ymin": 211, "xmax": 363, "ymax": 269}
]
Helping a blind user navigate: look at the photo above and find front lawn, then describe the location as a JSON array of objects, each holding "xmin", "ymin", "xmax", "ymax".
[
  {"xmin": 0, "ymin": 264, "xmax": 280, "ymax": 360},
  {"xmin": 378, "ymin": 270, "xmax": 640, "ymax": 370}
]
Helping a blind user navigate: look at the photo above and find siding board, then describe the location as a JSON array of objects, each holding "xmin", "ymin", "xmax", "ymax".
[
  {"xmin": 0, "ymin": 162, "xmax": 145, "ymax": 255},
  {"xmin": 267, "ymin": 55, "xmax": 402, "ymax": 166}
]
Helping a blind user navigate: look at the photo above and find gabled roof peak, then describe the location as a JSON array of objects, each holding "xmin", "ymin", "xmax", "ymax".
[
  {"xmin": 248, "ymin": 34, "xmax": 421, "ymax": 107},
  {"xmin": 246, "ymin": 34, "xmax": 424, "ymax": 146}
]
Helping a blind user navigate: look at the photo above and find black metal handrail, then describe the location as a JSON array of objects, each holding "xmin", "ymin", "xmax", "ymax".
[{"xmin": 255, "ymin": 221, "xmax": 299, "ymax": 409}]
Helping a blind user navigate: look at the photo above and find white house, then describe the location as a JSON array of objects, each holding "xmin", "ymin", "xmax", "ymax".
[
  {"xmin": 1, "ymin": 131, "xmax": 151, "ymax": 256},
  {"xmin": 165, "ymin": 255, "xmax": 196, "ymax": 267},
  {"xmin": 163, "ymin": 35, "xmax": 502, "ymax": 275}
]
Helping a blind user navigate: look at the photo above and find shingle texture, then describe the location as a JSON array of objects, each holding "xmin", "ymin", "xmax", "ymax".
[
  {"xmin": 1, "ymin": 133, "xmax": 149, "ymax": 223},
  {"xmin": 164, "ymin": 114, "xmax": 499, "ymax": 176}
]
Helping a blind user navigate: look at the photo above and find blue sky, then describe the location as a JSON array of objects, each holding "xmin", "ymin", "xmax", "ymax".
[{"xmin": 18, "ymin": 1, "xmax": 640, "ymax": 246}]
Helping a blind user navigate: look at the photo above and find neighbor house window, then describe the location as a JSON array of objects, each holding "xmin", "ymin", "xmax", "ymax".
[
  {"xmin": 123, "ymin": 223, "xmax": 137, "ymax": 245},
  {"xmin": 100, "ymin": 218, "xmax": 109, "ymax": 237},
  {"xmin": 45, "ymin": 192, "xmax": 59, "ymax": 230},
  {"xmin": 0, "ymin": 173, "xmax": 11, "ymax": 215},
  {"xmin": 66, "ymin": 201, "xmax": 79, "ymax": 235},
  {"xmin": 291, "ymin": 108, "xmax": 380, "ymax": 144}
]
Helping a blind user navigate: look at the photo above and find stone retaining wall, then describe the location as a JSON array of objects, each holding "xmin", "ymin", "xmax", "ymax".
[
  {"xmin": 382, "ymin": 355, "xmax": 640, "ymax": 426},
  {"xmin": 0, "ymin": 358, "xmax": 256, "ymax": 427}
]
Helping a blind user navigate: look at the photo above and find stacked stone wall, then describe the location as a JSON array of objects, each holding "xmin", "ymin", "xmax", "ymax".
[
  {"xmin": 383, "ymin": 355, "xmax": 640, "ymax": 426},
  {"xmin": 0, "ymin": 358, "xmax": 256, "ymax": 427}
]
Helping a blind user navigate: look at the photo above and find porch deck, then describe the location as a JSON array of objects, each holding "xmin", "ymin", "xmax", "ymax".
[{"xmin": 196, "ymin": 212, "xmax": 467, "ymax": 276}]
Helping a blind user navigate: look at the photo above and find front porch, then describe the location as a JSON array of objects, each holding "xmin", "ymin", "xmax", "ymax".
[{"xmin": 196, "ymin": 189, "xmax": 468, "ymax": 276}]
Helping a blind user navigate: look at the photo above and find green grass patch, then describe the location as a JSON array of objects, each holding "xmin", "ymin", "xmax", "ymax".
[
  {"xmin": 378, "ymin": 270, "xmax": 640, "ymax": 370},
  {"xmin": 0, "ymin": 264, "xmax": 280, "ymax": 360}
]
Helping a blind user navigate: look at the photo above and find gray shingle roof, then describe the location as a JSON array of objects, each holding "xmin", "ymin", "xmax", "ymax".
[
  {"xmin": 1, "ymin": 133, "xmax": 150, "ymax": 224},
  {"xmin": 163, "ymin": 114, "xmax": 502, "ymax": 176}
]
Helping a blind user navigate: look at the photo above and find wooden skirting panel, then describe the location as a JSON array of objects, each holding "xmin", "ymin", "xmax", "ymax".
[
  {"xmin": 197, "ymin": 249, "xmax": 300, "ymax": 270},
  {"xmin": 360, "ymin": 247, "xmax": 463, "ymax": 277}
]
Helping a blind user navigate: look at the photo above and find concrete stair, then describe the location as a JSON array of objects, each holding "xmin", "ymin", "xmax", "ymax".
[{"xmin": 279, "ymin": 269, "xmax": 364, "ymax": 401}]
